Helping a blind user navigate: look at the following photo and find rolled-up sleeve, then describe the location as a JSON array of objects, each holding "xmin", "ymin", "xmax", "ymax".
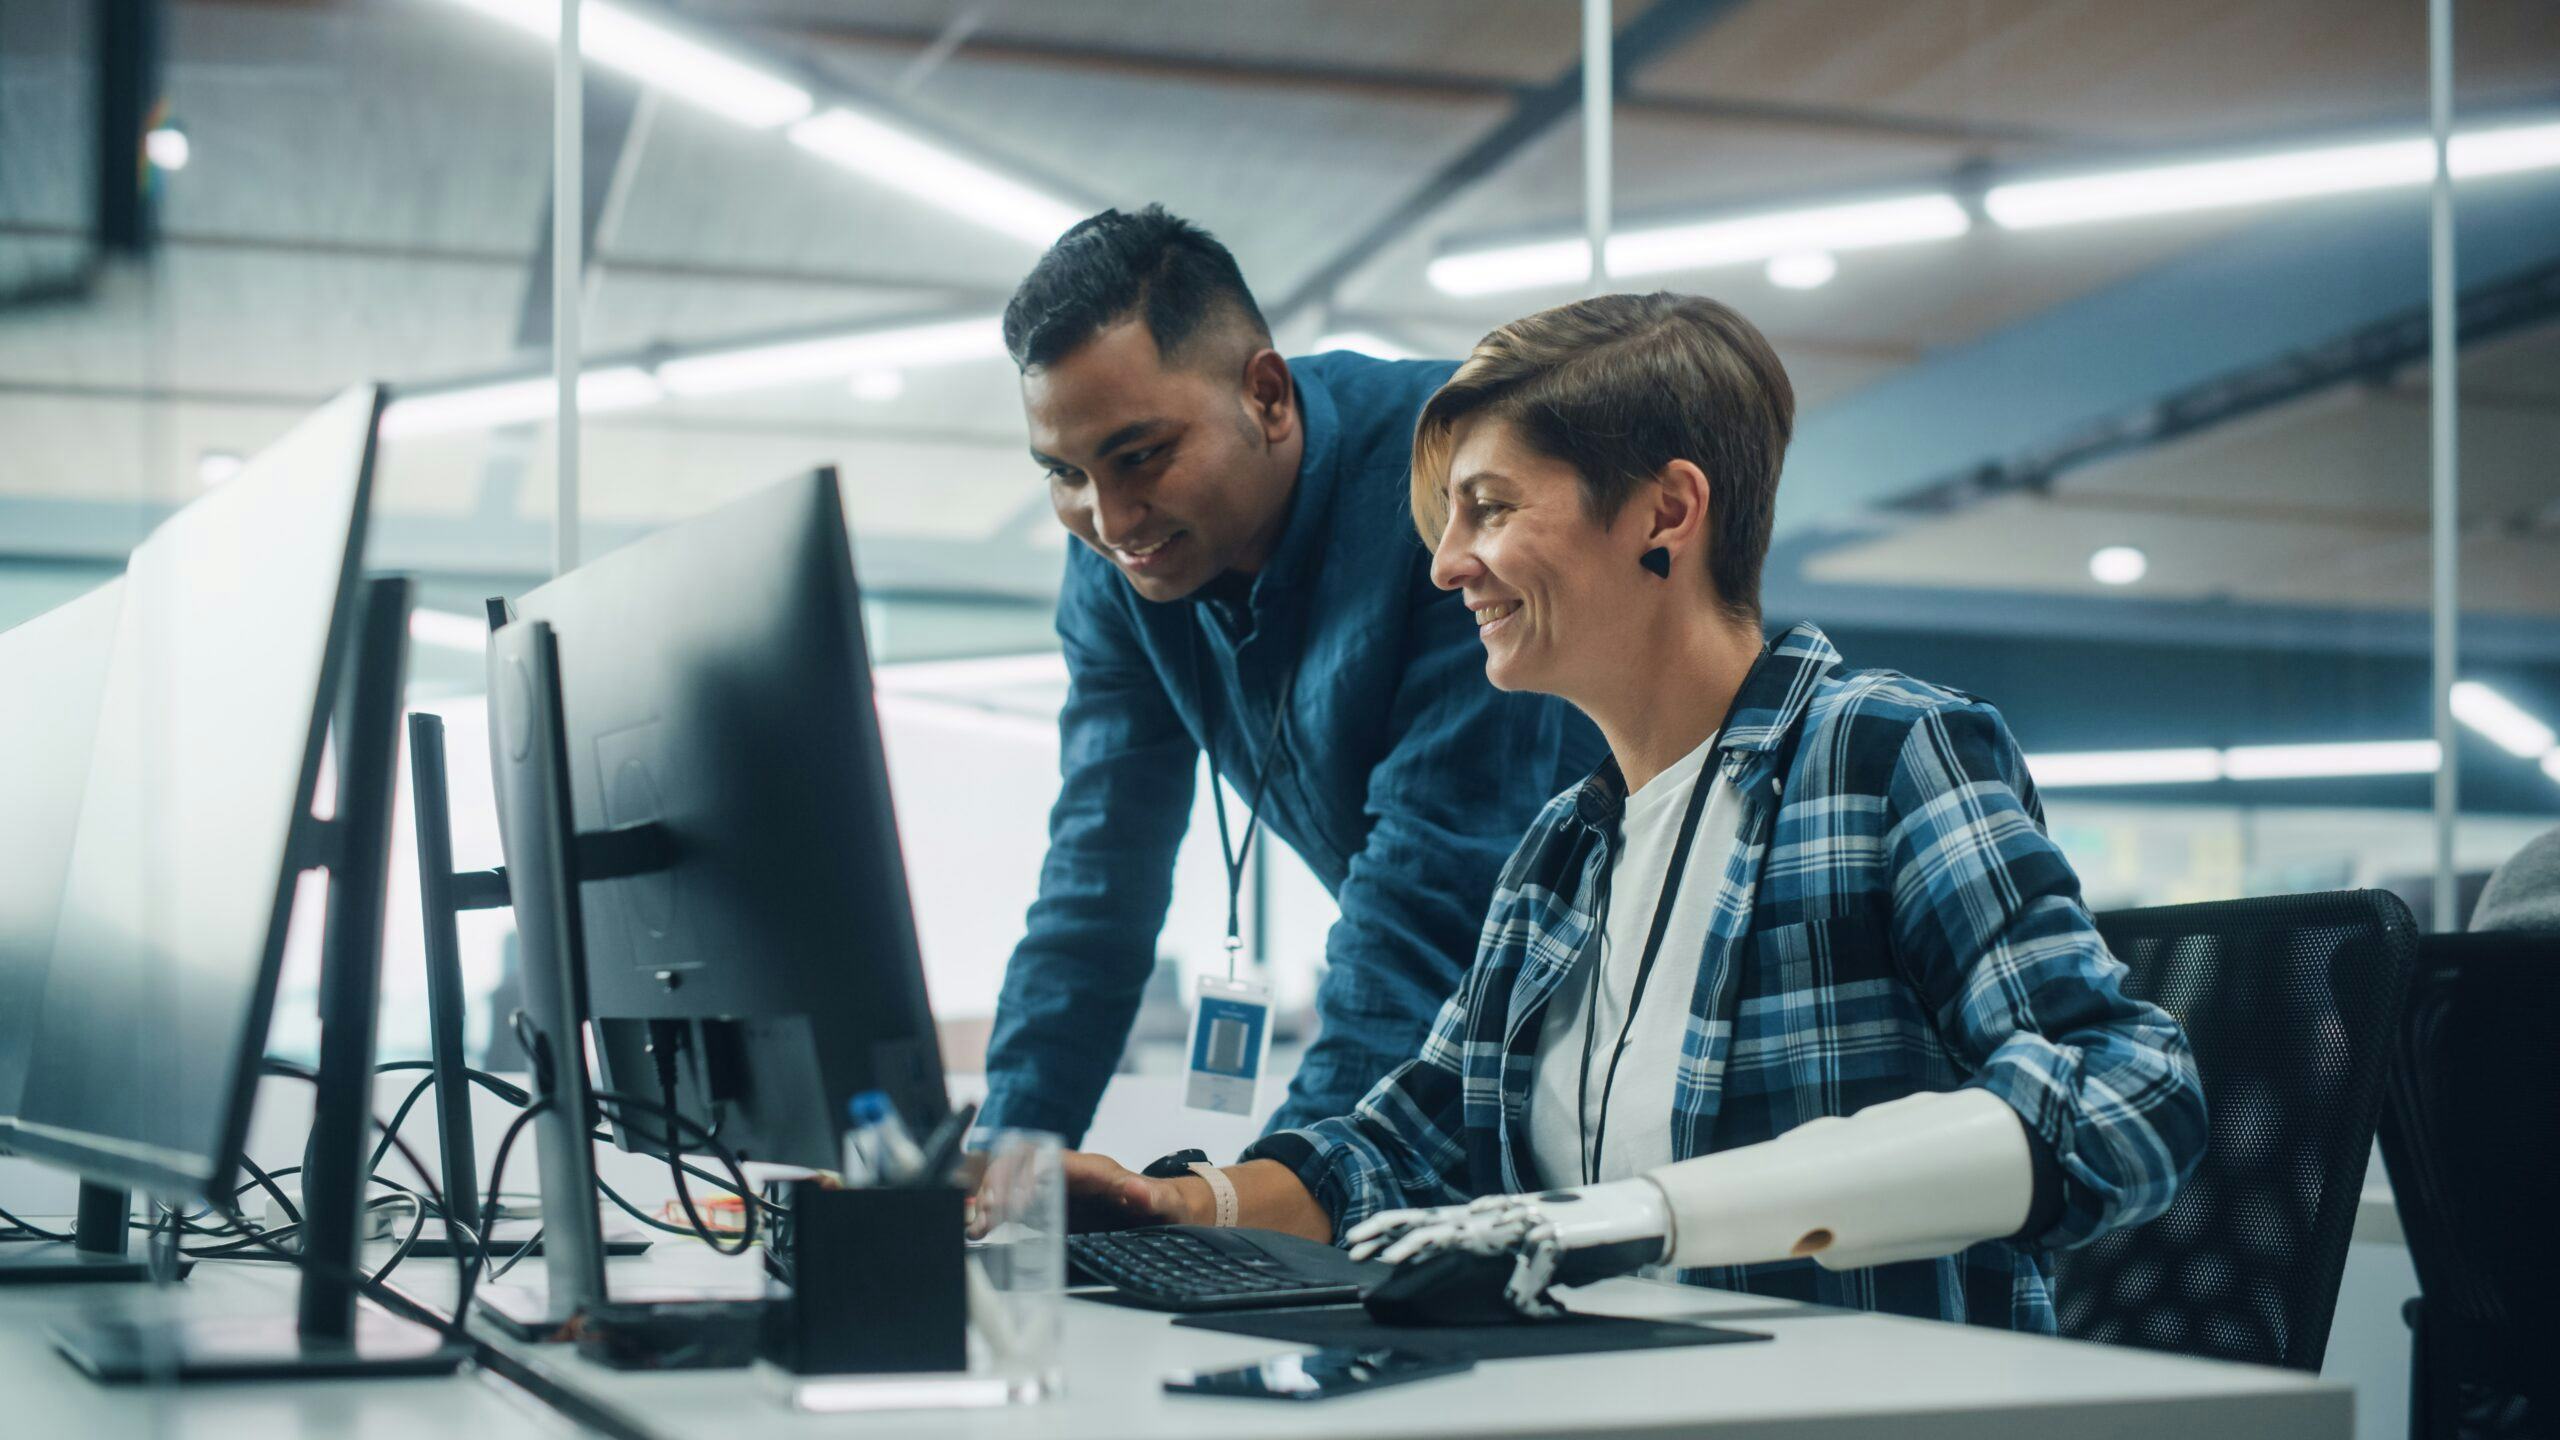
[{"xmin": 1881, "ymin": 700, "xmax": 2208, "ymax": 1251}]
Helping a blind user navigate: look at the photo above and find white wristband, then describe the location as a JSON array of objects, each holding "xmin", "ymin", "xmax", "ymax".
[{"xmin": 1187, "ymin": 1162, "xmax": 1240, "ymax": 1228}]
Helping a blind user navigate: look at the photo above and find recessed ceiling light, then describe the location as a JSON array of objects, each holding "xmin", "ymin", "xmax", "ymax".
[
  {"xmin": 848, "ymin": 370, "xmax": 907, "ymax": 402},
  {"xmin": 145, "ymin": 124, "xmax": 190, "ymax": 172},
  {"xmin": 1764, "ymin": 251, "xmax": 1837, "ymax": 290},
  {"xmin": 2088, "ymin": 545, "xmax": 2149, "ymax": 585},
  {"xmin": 197, "ymin": 450, "xmax": 244, "ymax": 487}
]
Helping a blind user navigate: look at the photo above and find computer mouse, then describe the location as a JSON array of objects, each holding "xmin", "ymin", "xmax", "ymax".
[{"xmin": 1361, "ymin": 1249, "xmax": 1540, "ymax": 1327}]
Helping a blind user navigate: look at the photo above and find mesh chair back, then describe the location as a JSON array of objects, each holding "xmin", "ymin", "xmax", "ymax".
[
  {"xmin": 2376, "ymin": 931, "xmax": 2560, "ymax": 1432},
  {"xmin": 2057, "ymin": 890, "xmax": 2417, "ymax": 1371}
]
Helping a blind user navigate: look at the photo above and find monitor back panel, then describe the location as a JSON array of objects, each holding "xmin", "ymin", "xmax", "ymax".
[
  {"xmin": 8, "ymin": 387, "xmax": 378, "ymax": 1199},
  {"xmin": 0, "ymin": 577, "xmax": 126, "ymax": 1122},
  {"xmin": 512, "ymin": 468, "xmax": 945, "ymax": 1167}
]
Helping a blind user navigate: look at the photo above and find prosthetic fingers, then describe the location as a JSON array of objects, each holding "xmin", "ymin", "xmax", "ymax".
[{"xmin": 1345, "ymin": 1087, "xmax": 2039, "ymax": 1319}]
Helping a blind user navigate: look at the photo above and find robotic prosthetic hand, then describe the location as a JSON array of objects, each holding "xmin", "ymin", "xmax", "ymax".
[{"xmin": 1345, "ymin": 1088, "xmax": 2038, "ymax": 1320}]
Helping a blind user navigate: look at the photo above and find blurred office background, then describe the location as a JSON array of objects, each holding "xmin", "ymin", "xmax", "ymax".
[{"xmin": 3, "ymin": 0, "xmax": 2555, "ymax": 1144}]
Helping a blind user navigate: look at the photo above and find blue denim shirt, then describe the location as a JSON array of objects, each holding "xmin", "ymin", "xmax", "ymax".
[{"xmin": 979, "ymin": 351, "xmax": 1605, "ymax": 1145}]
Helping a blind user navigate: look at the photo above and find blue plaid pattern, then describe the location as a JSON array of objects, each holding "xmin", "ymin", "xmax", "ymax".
[{"xmin": 1244, "ymin": 623, "xmax": 2207, "ymax": 1333}]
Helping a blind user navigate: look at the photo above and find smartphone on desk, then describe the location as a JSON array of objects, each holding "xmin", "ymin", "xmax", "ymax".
[{"xmin": 1163, "ymin": 1347, "xmax": 1475, "ymax": 1401}]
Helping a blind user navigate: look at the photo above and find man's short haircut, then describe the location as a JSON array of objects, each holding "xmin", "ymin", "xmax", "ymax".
[
  {"xmin": 1410, "ymin": 292, "xmax": 1795, "ymax": 627},
  {"xmin": 1002, "ymin": 205, "xmax": 1272, "ymax": 372}
]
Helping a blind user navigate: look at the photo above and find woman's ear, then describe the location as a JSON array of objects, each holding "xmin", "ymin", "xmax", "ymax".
[{"xmin": 1647, "ymin": 459, "xmax": 1713, "ymax": 559}]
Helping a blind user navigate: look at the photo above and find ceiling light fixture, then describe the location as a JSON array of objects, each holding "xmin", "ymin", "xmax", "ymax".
[
  {"xmin": 1985, "ymin": 118, "xmax": 2560, "ymax": 230},
  {"xmin": 1313, "ymin": 330, "xmax": 1422, "ymax": 361},
  {"xmin": 2449, "ymin": 680, "xmax": 2558, "ymax": 758},
  {"xmin": 145, "ymin": 124, "xmax": 190, "ymax": 172},
  {"xmin": 787, "ymin": 107, "xmax": 1083, "ymax": 247},
  {"xmin": 1764, "ymin": 251, "xmax": 1837, "ymax": 290},
  {"xmin": 1428, "ymin": 193, "xmax": 1969, "ymax": 297},
  {"xmin": 2088, "ymin": 545, "xmax": 2149, "ymax": 585},
  {"xmin": 196, "ymin": 450, "xmax": 243, "ymax": 487},
  {"xmin": 2030, "ymin": 740, "xmax": 2448, "ymax": 788},
  {"xmin": 2025, "ymin": 748, "xmax": 2223, "ymax": 787},
  {"xmin": 444, "ymin": 0, "xmax": 811, "ymax": 129},
  {"xmin": 380, "ymin": 367, "xmax": 664, "ymax": 438},
  {"xmin": 657, "ymin": 314, "xmax": 1006, "ymax": 398},
  {"xmin": 2220, "ymin": 740, "xmax": 2442, "ymax": 781},
  {"xmin": 2542, "ymin": 751, "xmax": 2560, "ymax": 786}
]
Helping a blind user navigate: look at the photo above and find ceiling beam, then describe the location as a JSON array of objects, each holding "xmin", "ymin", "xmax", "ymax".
[
  {"xmin": 1264, "ymin": 0, "xmax": 1755, "ymax": 326},
  {"xmin": 513, "ymin": 75, "xmax": 645, "ymax": 350},
  {"xmin": 1777, "ymin": 178, "xmax": 2560, "ymax": 539},
  {"xmin": 755, "ymin": 13, "xmax": 2091, "ymax": 147}
]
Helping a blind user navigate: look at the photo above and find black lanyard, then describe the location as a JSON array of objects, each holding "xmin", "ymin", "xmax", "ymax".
[
  {"xmin": 1572, "ymin": 648, "xmax": 1766, "ymax": 1186},
  {"xmin": 1194, "ymin": 615, "xmax": 1301, "ymax": 982}
]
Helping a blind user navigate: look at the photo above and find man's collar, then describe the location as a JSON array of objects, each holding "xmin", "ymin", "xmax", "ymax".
[
  {"xmin": 1243, "ymin": 367, "xmax": 1342, "ymax": 608},
  {"xmin": 1567, "ymin": 621, "xmax": 1841, "ymax": 830}
]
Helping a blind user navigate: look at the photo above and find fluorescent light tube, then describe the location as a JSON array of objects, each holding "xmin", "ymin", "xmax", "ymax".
[
  {"xmin": 656, "ymin": 315, "xmax": 1006, "ymax": 398},
  {"xmin": 445, "ymin": 0, "xmax": 811, "ymax": 129},
  {"xmin": 1986, "ymin": 118, "xmax": 2560, "ymax": 230},
  {"xmin": 788, "ymin": 107, "xmax": 1083, "ymax": 247},
  {"xmin": 1429, "ymin": 193, "xmax": 1968, "ymax": 297},
  {"xmin": 408, "ymin": 609, "xmax": 490, "ymax": 654},
  {"xmin": 1313, "ymin": 330, "xmax": 1422, "ymax": 361},
  {"xmin": 2450, "ymin": 680, "xmax": 2558, "ymax": 758},
  {"xmin": 380, "ymin": 367, "xmax": 664, "ymax": 438},
  {"xmin": 2027, "ymin": 748, "xmax": 2223, "ymax": 788},
  {"xmin": 2221, "ymin": 740, "xmax": 2441, "ymax": 781}
]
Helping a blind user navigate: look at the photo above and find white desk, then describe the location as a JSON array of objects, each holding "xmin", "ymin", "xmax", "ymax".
[
  {"xmin": 0, "ymin": 1258, "xmax": 578, "ymax": 1438},
  {"xmin": 406, "ymin": 1241, "xmax": 2351, "ymax": 1440},
  {"xmin": 0, "ymin": 1227, "xmax": 2351, "ymax": 1439}
]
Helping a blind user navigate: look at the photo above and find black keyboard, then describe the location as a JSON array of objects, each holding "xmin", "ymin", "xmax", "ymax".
[{"xmin": 1067, "ymin": 1225, "xmax": 1383, "ymax": 1313}]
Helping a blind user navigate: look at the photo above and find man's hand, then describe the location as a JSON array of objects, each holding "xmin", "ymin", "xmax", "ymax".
[
  {"xmin": 1060, "ymin": 1151, "xmax": 1210, "ymax": 1233},
  {"xmin": 1343, "ymin": 1179, "xmax": 1673, "ymax": 1317}
]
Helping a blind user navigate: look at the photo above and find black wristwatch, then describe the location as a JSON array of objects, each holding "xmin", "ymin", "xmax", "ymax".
[{"xmin": 1140, "ymin": 1148, "xmax": 1210, "ymax": 1179}]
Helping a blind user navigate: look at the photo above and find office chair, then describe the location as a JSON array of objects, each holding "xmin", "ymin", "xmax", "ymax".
[
  {"xmin": 2056, "ymin": 890, "xmax": 2418, "ymax": 1371},
  {"xmin": 2377, "ymin": 931, "xmax": 2560, "ymax": 1440}
]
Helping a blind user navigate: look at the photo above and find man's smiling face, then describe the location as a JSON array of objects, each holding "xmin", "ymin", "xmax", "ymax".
[{"xmin": 1023, "ymin": 319, "xmax": 1291, "ymax": 603}]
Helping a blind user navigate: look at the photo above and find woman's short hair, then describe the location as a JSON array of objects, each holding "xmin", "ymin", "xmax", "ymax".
[{"xmin": 1410, "ymin": 292, "xmax": 1795, "ymax": 625}]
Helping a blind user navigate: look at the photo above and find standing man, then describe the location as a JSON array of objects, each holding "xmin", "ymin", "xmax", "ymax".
[{"xmin": 977, "ymin": 206, "xmax": 1600, "ymax": 1144}]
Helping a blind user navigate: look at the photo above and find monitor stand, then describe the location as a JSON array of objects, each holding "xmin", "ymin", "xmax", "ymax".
[
  {"xmin": 49, "ymin": 578, "xmax": 467, "ymax": 1382},
  {"xmin": 0, "ymin": 1182, "xmax": 158, "ymax": 1285}
]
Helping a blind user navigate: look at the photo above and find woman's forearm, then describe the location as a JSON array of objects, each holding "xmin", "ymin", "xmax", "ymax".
[{"xmin": 1167, "ymin": 1159, "xmax": 1333, "ymax": 1242}]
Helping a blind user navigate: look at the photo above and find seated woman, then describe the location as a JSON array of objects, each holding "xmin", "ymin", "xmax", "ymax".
[{"xmin": 1065, "ymin": 292, "xmax": 2207, "ymax": 1332}]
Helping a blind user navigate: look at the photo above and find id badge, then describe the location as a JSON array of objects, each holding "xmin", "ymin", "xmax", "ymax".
[{"xmin": 1184, "ymin": 975, "xmax": 1273, "ymax": 1117}]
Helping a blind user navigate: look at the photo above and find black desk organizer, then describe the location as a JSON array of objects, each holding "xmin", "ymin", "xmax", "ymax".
[{"xmin": 762, "ymin": 1180, "xmax": 969, "ymax": 1376}]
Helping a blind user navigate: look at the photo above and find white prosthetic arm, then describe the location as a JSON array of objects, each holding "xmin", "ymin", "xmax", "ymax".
[{"xmin": 1347, "ymin": 1088, "xmax": 2039, "ymax": 1317}]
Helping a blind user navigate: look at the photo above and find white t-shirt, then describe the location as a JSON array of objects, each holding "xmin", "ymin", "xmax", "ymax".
[{"xmin": 1527, "ymin": 732, "xmax": 1743, "ymax": 1189}]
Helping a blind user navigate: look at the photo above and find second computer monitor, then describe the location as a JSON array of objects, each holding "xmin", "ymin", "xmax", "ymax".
[
  {"xmin": 0, "ymin": 578, "xmax": 125, "ymax": 1122},
  {"xmin": 505, "ymin": 467, "xmax": 947, "ymax": 1168}
]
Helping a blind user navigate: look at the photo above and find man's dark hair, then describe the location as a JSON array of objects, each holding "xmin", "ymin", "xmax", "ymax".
[{"xmin": 1002, "ymin": 205, "xmax": 1272, "ymax": 371}]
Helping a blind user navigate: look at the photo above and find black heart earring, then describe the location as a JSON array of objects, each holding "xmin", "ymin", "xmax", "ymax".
[{"xmin": 1640, "ymin": 547, "xmax": 1671, "ymax": 578}]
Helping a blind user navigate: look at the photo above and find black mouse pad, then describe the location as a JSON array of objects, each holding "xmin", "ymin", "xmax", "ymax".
[{"xmin": 1171, "ymin": 1306, "xmax": 1769, "ymax": 1361}]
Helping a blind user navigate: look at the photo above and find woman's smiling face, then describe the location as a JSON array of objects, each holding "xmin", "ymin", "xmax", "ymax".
[{"xmin": 1427, "ymin": 414, "xmax": 1657, "ymax": 702}]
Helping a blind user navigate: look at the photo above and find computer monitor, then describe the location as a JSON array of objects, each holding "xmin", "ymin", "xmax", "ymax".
[
  {"xmin": 499, "ymin": 467, "xmax": 949, "ymax": 1168},
  {"xmin": 4, "ymin": 387, "xmax": 458, "ymax": 1379},
  {"xmin": 0, "ymin": 577, "xmax": 124, "ymax": 1125},
  {"xmin": 7, "ymin": 388, "xmax": 377, "ymax": 1201}
]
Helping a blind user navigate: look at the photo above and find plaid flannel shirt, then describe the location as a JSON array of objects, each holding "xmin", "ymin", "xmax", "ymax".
[{"xmin": 1243, "ymin": 622, "xmax": 2207, "ymax": 1333}]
